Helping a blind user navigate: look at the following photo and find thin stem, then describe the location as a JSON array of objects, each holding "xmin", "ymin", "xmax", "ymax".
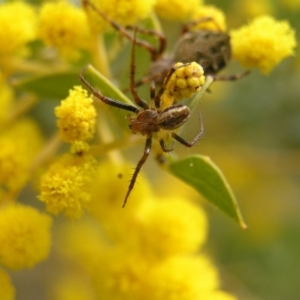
[
  {"xmin": 97, "ymin": 111, "xmax": 123, "ymax": 164},
  {"xmin": 30, "ymin": 132, "xmax": 62, "ymax": 172},
  {"xmin": 11, "ymin": 59, "xmax": 70, "ymax": 75},
  {"xmin": 88, "ymin": 33, "xmax": 112, "ymax": 80},
  {"xmin": 3, "ymin": 93, "xmax": 39, "ymax": 127},
  {"xmin": 88, "ymin": 134, "xmax": 143, "ymax": 156}
]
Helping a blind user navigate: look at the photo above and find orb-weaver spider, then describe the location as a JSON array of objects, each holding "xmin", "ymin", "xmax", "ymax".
[
  {"xmin": 79, "ymin": 30, "xmax": 204, "ymax": 207},
  {"xmin": 82, "ymin": 0, "xmax": 249, "ymax": 88}
]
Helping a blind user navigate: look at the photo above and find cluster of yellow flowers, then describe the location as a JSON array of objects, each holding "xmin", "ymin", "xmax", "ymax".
[
  {"xmin": 0, "ymin": 2, "xmax": 36, "ymax": 69},
  {"xmin": 52, "ymin": 163, "xmax": 237, "ymax": 300},
  {"xmin": 160, "ymin": 62, "xmax": 206, "ymax": 110},
  {"xmin": 0, "ymin": 0, "xmax": 297, "ymax": 299},
  {"xmin": 230, "ymin": 15, "xmax": 297, "ymax": 74},
  {"xmin": 164, "ymin": 62, "xmax": 206, "ymax": 100},
  {"xmin": 55, "ymin": 86, "xmax": 97, "ymax": 145}
]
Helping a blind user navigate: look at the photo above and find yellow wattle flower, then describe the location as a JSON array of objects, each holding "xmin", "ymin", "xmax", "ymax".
[
  {"xmin": 0, "ymin": 1, "xmax": 37, "ymax": 58},
  {"xmin": 0, "ymin": 268, "xmax": 15, "ymax": 300},
  {"xmin": 0, "ymin": 75, "xmax": 14, "ymax": 124},
  {"xmin": 0, "ymin": 118, "xmax": 44, "ymax": 196},
  {"xmin": 230, "ymin": 15, "xmax": 297, "ymax": 74},
  {"xmin": 155, "ymin": 0, "xmax": 203, "ymax": 21},
  {"xmin": 84, "ymin": 0, "xmax": 156, "ymax": 33},
  {"xmin": 139, "ymin": 197, "xmax": 208, "ymax": 258},
  {"xmin": 38, "ymin": 1, "xmax": 90, "ymax": 60},
  {"xmin": 0, "ymin": 204, "xmax": 52, "ymax": 270},
  {"xmin": 38, "ymin": 154, "xmax": 97, "ymax": 218},
  {"xmin": 55, "ymin": 86, "xmax": 97, "ymax": 143},
  {"xmin": 141, "ymin": 255, "xmax": 220, "ymax": 300},
  {"xmin": 191, "ymin": 5, "xmax": 227, "ymax": 32}
]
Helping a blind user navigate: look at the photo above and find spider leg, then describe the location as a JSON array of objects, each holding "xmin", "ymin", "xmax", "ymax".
[
  {"xmin": 171, "ymin": 114, "xmax": 204, "ymax": 147},
  {"xmin": 159, "ymin": 138, "xmax": 174, "ymax": 152},
  {"xmin": 212, "ymin": 70, "xmax": 251, "ymax": 81},
  {"xmin": 148, "ymin": 80, "xmax": 156, "ymax": 109},
  {"xmin": 181, "ymin": 17, "xmax": 214, "ymax": 34},
  {"xmin": 125, "ymin": 25, "xmax": 166, "ymax": 60},
  {"xmin": 123, "ymin": 136, "xmax": 152, "ymax": 207},
  {"xmin": 131, "ymin": 57, "xmax": 174, "ymax": 90},
  {"xmin": 82, "ymin": 0, "xmax": 164, "ymax": 61},
  {"xmin": 130, "ymin": 28, "xmax": 149, "ymax": 110},
  {"xmin": 79, "ymin": 66, "xmax": 139, "ymax": 113},
  {"xmin": 133, "ymin": 72, "xmax": 165, "ymax": 89}
]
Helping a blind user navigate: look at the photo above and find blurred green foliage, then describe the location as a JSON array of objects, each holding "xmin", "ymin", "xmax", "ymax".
[{"xmin": 191, "ymin": 1, "xmax": 300, "ymax": 299}]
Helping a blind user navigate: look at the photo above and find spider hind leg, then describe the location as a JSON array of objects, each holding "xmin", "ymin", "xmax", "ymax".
[
  {"xmin": 123, "ymin": 136, "xmax": 152, "ymax": 207},
  {"xmin": 171, "ymin": 113, "xmax": 204, "ymax": 147}
]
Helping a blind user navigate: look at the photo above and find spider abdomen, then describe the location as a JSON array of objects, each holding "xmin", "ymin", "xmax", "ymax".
[
  {"xmin": 173, "ymin": 30, "xmax": 231, "ymax": 75},
  {"xmin": 158, "ymin": 104, "xmax": 190, "ymax": 130},
  {"xmin": 127, "ymin": 110, "xmax": 160, "ymax": 135}
]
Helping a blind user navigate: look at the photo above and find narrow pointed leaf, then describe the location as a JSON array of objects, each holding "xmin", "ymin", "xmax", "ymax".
[
  {"xmin": 82, "ymin": 64, "xmax": 133, "ymax": 105},
  {"xmin": 81, "ymin": 64, "xmax": 134, "ymax": 128},
  {"xmin": 169, "ymin": 155, "xmax": 247, "ymax": 229}
]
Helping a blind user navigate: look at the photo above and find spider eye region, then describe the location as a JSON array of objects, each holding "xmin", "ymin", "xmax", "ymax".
[{"xmin": 158, "ymin": 104, "xmax": 190, "ymax": 130}]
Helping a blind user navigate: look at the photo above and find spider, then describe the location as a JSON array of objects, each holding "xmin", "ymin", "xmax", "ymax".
[
  {"xmin": 79, "ymin": 30, "xmax": 204, "ymax": 207},
  {"xmin": 82, "ymin": 0, "xmax": 249, "ymax": 89}
]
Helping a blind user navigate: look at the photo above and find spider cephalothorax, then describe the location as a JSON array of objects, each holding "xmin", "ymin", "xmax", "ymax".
[
  {"xmin": 127, "ymin": 104, "xmax": 190, "ymax": 135},
  {"xmin": 79, "ymin": 30, "xmax": 204, "ymax": 207}
]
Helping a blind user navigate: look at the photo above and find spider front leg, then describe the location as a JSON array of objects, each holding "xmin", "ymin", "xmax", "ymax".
[
  {"xmin": 79, "ymin": 66, "xmax": 139, "ymax": 113},
  {"xmin": 79, "ymin": 66, "xmax": 140, "ymax": 114},
  {"xmin": 125, "ymin": 25, "xmax": 166, "ymax": 61},
  {"xmin": 123, "ymin": 136, "xmax": 152, "ymax": 208},
  {"xmin": 213, "ymin": 69, "xmax": 251, "ymax": 81},
  {"xmin": 181, "ymin": 16, "xmax": 214, "ymax": 34},
  {"xmin": 129, "ymin": 28, "xmax": 149, "ymax": 109},
  {"xmin": 171, "ymin": 114, "xmax": 204, "ymax": 147}
]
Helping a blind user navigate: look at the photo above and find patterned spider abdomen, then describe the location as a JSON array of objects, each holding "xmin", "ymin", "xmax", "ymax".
[
  {"xmin": 158, "ymin": 104, "xmax": 190, "ymax": 130},
  {"xmin": 173, "ymin": 30, "xmax": 231, "ymax": 75}
]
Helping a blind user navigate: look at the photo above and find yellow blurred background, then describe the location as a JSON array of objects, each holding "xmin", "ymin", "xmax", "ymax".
[{"xmin": 182, "ymin": 1, "xmax": 300, "ymax": 298}]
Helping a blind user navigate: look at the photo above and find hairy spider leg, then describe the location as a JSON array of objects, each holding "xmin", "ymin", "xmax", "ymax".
[
  {"xmin": 123, "ymin": 28, "xmax": 176, "ymax": 207},
  {"xmin": 159, "ymin": 138, "xmax": 174, "ymax": 152},
  {"xmin": 82, "ymin": 0, "xmax": 165, "ymax": 61},
  {"xmin": 122, "ymin": 28, "xmax": 155, "ymax": 207},
  {"xmin": 171, "ymin": 114, "xmax": 204, "ymax": 147},
  {"xmin": 125, "ymin": 25, "xmax": 166, "ymax": 60},
  {"xmin": 123, "ymin": 136, "xmax": 152, "ymax": 207},
  {"xmin": 130, "ymin": 28, "xmax": 149, "ymax": 109},
  {"xmin": 79, "ymin": 66, "xmax": 139, "ymax": 113},
  {"xmin": 213, "ymin": 70, "xmax": 251, "ymax": 81},
  {"xmin": 149, "ymin": 81, "xmax": 155, "ymax": 102},
  {"xmin": 133, "ymin": 70, "xmax": 168, "ymax": 89},
  {"xmin": 181, "ymin": 17, "xmax": 217, "ymax": 34}
]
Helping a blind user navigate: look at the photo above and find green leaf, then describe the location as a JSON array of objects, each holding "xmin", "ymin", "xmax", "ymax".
[
  {"xmin": 80, "ymin": 64, "xmax": 134, "ymax": 128},
  {"xmin": 82, "ymin": 64, "xmax": 133, "ymax": 105},
  {"xmin": 13, "ymin": 71, "xmax": 79, "ymax": 99},
  {"xmin": 169, "ymin": 155, "xmax": 247, "ymax": 229}
]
